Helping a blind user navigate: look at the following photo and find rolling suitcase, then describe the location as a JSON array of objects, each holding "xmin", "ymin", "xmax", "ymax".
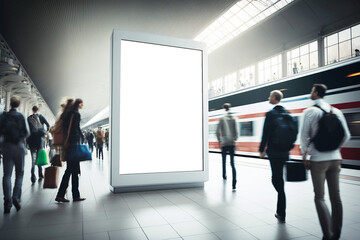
[
  {"xmin": 43, "ymin": 166, "xmax": 59, "ymax": 188},
  {"xmin": 286, "ymin": 161, "xmax": 307, "ymax": 182}
]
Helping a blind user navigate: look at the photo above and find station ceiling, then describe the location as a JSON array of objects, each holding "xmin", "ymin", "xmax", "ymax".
[
  {"xmin": 0, "ymin": 0, "xmax": 359, "ymax": 124},
  {"xmin": 0, "ymin": 0, "xmax": 238, "ymax": 123}
]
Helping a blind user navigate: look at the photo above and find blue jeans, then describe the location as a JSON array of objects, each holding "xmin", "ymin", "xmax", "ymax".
[{"xmin": 2, "ymin": 142, "xmax": 26, "ymax": 208}]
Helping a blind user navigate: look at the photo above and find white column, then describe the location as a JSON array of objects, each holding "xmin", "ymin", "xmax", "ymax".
[{"xmin": 5, "ymin": 90, "xmax": 11, "ymax": 111}]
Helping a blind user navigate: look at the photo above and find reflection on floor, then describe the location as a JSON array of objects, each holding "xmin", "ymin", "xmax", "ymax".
[{"xmin": 0, "ymin": 150, "xmax": 360, "ymax": 240}]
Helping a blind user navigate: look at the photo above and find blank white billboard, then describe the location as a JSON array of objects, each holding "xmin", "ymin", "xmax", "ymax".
[
  {"xmin": 110, "ymin": 31, "xmax": 208, "ymax": 191},
  {"xmin": 119, "ymin": 40, "xmax": 203, "ymax": 174}
]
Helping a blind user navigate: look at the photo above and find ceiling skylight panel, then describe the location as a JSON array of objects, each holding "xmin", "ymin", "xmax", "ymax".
[
  {"xmin": 239, "ymin": 25, "xmax": 249, "ymax": 32},
  {"xmin": 247, "ymin": 19, "xmax": 256, "ymax": 27},
  {"xmin": 218, "ymin": 15, "xmax": 227, "ymax": 24},
  {"xmin": 268, "ymin": 0, "xmax": 279, "ymax": 4},
  {"xmin": 245, "ymin": 3, "xmax": 260, "ymax": 17},
  {"xmin": 238, "ymin": 12, "xmax": 251, "ymax": 22},
  {"xmin": 229, "ymin": 15, "xmax": 243, "ymax": 27},
  {"xmin": 268, "ymin": 5, "xmax": 277, "ymax": 14},
  {"xmin": 229, "ymin": 3, "xmax": 241, "ymax": 14},
  {"xmin": 195, "ymin": 0, "xmax": 295, "ymax": 53},
  {"xmin": 223, "ymin": 21, "xmax": 236, "ymax": 32},
  {"xmin": 276, "ymin": 1, "xmax": 286, "ymax": 8},
  {"xmin": 224, "ymin": 9, "xmax": 234, "ymax": 19}
]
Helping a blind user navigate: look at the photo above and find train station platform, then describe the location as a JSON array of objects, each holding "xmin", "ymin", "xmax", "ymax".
[{"xmin": 0, "ymin": 152, "xmax": 359, "ymax": 240}]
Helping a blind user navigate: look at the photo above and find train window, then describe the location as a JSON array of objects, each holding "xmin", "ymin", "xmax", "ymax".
[
  {"xmin": 344, "ymin": 113, "xmax": 360, "ymax": 137},
  {"xmin": 209, "ymin": 124, "xmax": 217, "ymax": 139},
  {"xmin": 239, "ymin": 121, "xmax": 253, "ymax": 136}
]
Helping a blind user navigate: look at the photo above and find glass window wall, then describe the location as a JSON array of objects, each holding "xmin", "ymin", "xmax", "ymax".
[
  {"xmin": 258, "ymin": 54, "xmax": 282, "ymax": 84},
  {"xmin": 287, "ymin": 41, "xmax": 318, "ymax": 76},
  {"xmin": 324, "ymin": 23, "xmax": 360, "ymax": 64}
]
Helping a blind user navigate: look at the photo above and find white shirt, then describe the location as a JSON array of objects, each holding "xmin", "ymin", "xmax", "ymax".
[{"xmin": 300, "ymin": 99, "xmax": 351, "ymax": 161}]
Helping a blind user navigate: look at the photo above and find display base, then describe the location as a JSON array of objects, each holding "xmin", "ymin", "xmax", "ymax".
[{"xmin": 110, "ymin": 182, "xmax": 204, "ymax": 193}]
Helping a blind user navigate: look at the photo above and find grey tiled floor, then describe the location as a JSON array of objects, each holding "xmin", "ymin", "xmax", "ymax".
[{"xmin": 1, "ymin": 150, "xmax": 360, "ymax": 240}]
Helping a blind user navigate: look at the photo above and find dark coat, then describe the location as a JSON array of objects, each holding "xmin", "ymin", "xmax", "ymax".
[
  {"xmin": 64, "ymin": 110, "xmax": 82, "ymax": 144},
  {"xmin": 27, "ymin": 113, "xmax": 49, "ymax": 149},
  {"xmin": 0, "ymin": 109, "xmax": 30, "ymax": 144},
  {"xmin": 259, "ymin": 105, "xmax": 289, "ymax": 157}
]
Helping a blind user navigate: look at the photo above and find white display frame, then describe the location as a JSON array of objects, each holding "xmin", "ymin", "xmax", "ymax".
[{"xmin": 110, "ymin": 30, "xmax": 208, "ymax": 192}]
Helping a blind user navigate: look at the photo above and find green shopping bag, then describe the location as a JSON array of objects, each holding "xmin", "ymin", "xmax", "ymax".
[{"xmin": 36, "ymin": 149, "xmax": 48, "ymax": 166}]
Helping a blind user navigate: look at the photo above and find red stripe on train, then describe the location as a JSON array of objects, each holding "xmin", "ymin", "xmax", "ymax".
[
  {"xmin": 209, "ymin": 142, "xmax": 360, "ymax": 160},
  {"xmin": 209, "ymin": 101, "xmax": 360, "ymax": 122}
]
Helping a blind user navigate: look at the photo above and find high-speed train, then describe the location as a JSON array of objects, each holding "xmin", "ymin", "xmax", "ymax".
[{"xmin": 209, "ymin": 58, "xmax": 360, "ymax": 167}]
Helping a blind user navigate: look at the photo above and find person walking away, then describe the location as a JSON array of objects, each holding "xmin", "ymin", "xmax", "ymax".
[
  {"xmin": 0, "ymin": 96, "xmax": 30, "ymax": 213},
  {"xmin": 259, "ymin": 90, "xmax": 298, "ymax": 223},
  {"xmin": 105, "ymin": 129, "xmax": 109, "ymax": 151},
  {"xmin": 86, "ymin": 130, "xmax": 94, "ymax": 153},
  {"xmin": 27, "ymin": 105, "xmax": 50, "ymax": 183},
  {"xmin": 300, "ymin": 84, "xmax": 350, "ymax": 240},
  {"xmin": 96, "ymin": 127, "xmax": 104, "ymax": 159},
  {"xmin": 216, "ymin": 103, "xmax": 239, "ymax": 190},
  {"xmin": 55, "ymin": 98, "xmax": 86, "ymax": 202}
]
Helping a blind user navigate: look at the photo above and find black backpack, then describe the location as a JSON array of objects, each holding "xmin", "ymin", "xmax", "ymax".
[
  {"xmin": 271, "ymin": 111, "xmax": 298, "ymax": 151},
  {"xmin": 311, "ymin": 105, "xmax": 345, "ymax": 152},
  {"xmin": 28, "ymin": 114, "xmax": 44, "ymax": 134},
  {"xmin": 0, "ymin": 113, "xmax": 22, "ymax": 143}
]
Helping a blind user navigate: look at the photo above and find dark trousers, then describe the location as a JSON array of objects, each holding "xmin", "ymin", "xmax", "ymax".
[
  {"xmin": 57, "ymin": 160, "xmax": 80, "ymax": 199},
  {"xmin": 97, "ymin": 146, "xmax": 103, "ymax": 159},
  {"xmin": 268, "ymin": 154, "xmax": 287, "ymax": 218},
  {"xmin": 2, "ymin": 142, "xmax": 25, "ymax": 208},
  {"xmin": 30, "ymin": 149, "xmax": 43, "ymax": 180},
  {"xmin": 88, "ymin": 142, "xmax": 93, "ymax": 152},
  {"xmin": 221, "ymin": 145, "xmax": 237, "ymax": 187}
]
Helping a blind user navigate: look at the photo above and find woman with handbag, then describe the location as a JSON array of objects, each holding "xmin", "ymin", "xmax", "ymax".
[{"xmin": 55, "ymin": 98, "xmax": 86, "ymax": 202}]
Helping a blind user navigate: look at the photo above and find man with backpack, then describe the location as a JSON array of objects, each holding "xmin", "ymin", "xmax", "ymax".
[
  {"xmin": 0, "ymin": 96, "xmax": 30, "ymax": 214},
  {"xmin": 300, "ymin": 84, "xmax": 350, "ymax": 240},
  {"xmin": 27, "ymin": 106, "xmax": 50, "ymax": 183},
  {"xmin": 259, "ymin": 90, "xmax": 298, "ymax": 223}
]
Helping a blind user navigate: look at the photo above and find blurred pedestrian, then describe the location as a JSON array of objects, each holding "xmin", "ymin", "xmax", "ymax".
[
  {"xmin": 300, "ymin": 84, "xmax": 351, "ymax": 240},
  {"xmin": 216, "ymin": 103, "xmax": 238, "ymax": 190},
  {"xmin": 0, "ymin": 96, "xmax": 30, "ymax": 214},
  {"xmin": 259, "ymin": 90, "xmax": 298, "ymax": 223},
  {"xmin": 56, "ymin": 98, "xmax": 86, "ymax": 202},
  {"xmin": 27, "ymin": 106, "xmax": 50, "ymax": 183},
  {"xmin": 96, "ymin": 127, "xmax": 104, "ymax": 159}
]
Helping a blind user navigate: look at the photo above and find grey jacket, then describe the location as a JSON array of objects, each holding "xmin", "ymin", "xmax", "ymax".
[{"xmin": 216, "ymin": 112, "xmax": 239, "ymax": 147}]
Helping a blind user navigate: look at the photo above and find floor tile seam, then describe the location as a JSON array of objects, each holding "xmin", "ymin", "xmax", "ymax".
[
  {"xmin": 81, "ymin": 203, "xmax": 85, "ymax": 240},
  {"xmin": 25, "ymin": 218, "xmax": 84, "ymax": 228},
  {"xmin": 14, "ymin": 216, "xmax": 84, "ymax": 228},
  {"xmin": 85, "ymin": 225, "xmax": 144, "ymax": 237},
  {"xmin": 286, "ymin": 222, "xmax": 322, "ymax": 239},
  {"xmin": 137, "ymin": 191, "xmax": 183, "ymax": 230},
  {"xmin": 137, "ymin": 193, "xmax": 209, "ymax": 239},
  {"xmin": 122, "ymin": 194, "xmax": 151, "ymax": 240},
  {"xmin": 160, "ymin": 189, "xmax": 228, "ymax": 220},
  {"xmin": 169, "ymin": 220, "xmax": 221, "ymax": 238},
  {"xmin": 85, "ymin": 172, "xmax": 101, "ymax": 204},
  {"xmin": 212, "ymin": 228, "xmax": 259, "ymax": 240}
]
